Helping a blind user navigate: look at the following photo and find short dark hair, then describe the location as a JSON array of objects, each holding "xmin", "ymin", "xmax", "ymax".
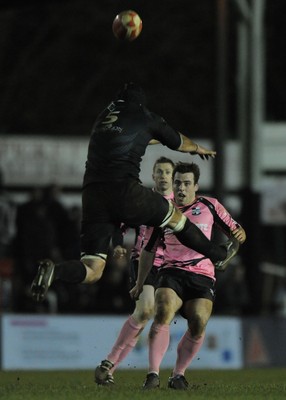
[
  {"xmin": 172, "ymin": 162, "xmax": 200, "ymax": 184},
  {"xmin": 153, "ymin": 157, "xmax": 175, "ymax": 171}
]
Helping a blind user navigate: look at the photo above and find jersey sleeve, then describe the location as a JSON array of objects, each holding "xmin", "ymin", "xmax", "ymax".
[
  {"xmin": 210, "ymin": 198, "xmax": 241, "ymax": 236},
  {"xmin": 148, "ymin": 113, "xmax": 182, "ymax": 150}
]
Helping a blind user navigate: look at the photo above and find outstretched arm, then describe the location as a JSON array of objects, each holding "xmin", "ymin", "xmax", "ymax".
[{"xmin": 177, "ymin": 133, "xmax": 216, "ymax": 160}]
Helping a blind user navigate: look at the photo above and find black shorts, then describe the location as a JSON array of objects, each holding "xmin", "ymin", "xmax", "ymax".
[
  {"xmin": 156, "ymin": 268, "xmax": 216, "ymax": 303},
  {"xmin": 129, "ymin": 259, "xmax": 159, "ymax": 289},
  {"xmin": 80, "ymin": 180, "xmax": 170, "ymax": 256}
]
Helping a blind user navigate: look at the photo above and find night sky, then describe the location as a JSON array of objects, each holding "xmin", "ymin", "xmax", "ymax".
[{"xmin": 0, "ymin": 0, "xmax": 285, "ymax": 138}]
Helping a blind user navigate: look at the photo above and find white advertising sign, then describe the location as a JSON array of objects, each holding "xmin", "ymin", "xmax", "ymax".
[
  {"xmin": 0, "ymin": 135, "xmax": 87, "ymax": 187},
  {"xmin": 0, "ymin": 135, "xmax": 243, "ymax": 190},
  {"xmin": 1, "ymin": 314, "xmax": 242, "ymax": 370}
]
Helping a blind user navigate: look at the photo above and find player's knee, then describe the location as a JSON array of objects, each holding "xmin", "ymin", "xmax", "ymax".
[
  {"xmin": 135, "ymin": 308, "xmax": 154, "ymax": 324},
  {"xmin": 133, "ymin": 301, "xmax": 154, "ymax": 323},
  {"xmin": 171, "ymin": 213, "xmax": 187, "ymax": 232},
  {"xmin": 142, "ymin": 305, "xmax": 155, "ymax": 321},
  {"xmin": 160, "ymin": 202, "xmax": 187, "ymax": 231},
  {"xmin": 154, "ymin": 300, "xmax": 173, "ymax": 324},
  {"xmin": 80, "ymin": 254, "xmax": 106, "ymax": 283},
  {"xmin": 188, "ymin": 315, "xmax": 208, "ymax": 337}
]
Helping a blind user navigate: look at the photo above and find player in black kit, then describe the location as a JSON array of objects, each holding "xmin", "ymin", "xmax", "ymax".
[{"xmin": 31, "ymin": 83, "xmax": 239, "ymax": 302}]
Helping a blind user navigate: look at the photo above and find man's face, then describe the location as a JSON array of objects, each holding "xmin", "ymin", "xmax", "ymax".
[
  {"xmin": 152, "ymin": 163, "xmax": 173, "ymax": 194},
  {"xmin": 173, "ymin": 172, "xmax": 198, "ymax": 206}
]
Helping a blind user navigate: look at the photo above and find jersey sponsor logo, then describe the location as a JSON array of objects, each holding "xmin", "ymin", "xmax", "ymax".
[
  {"xmin": 196, "ymin": 223, "xmax": 208, "ymax": 232},
  {"xmin": 191, "ymin": 206, "xmax": 201, "ymax": 215}
]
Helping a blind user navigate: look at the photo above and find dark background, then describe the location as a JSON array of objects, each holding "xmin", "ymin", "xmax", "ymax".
[
  {"xmin": 0, "ymin": 1, "xmax": 286, "ymax": 316},
  {"xmin": 0, "ymin": 0, "xmax": 285, "ymax": 138}
]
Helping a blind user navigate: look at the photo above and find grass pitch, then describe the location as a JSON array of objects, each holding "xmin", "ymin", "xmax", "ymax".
[{"xmin": 0, "ymin": 368, "xmax": 285, "ymax": 400}]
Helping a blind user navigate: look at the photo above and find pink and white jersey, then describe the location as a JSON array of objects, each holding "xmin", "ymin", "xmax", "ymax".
[
  {"xmin": 130, "ymin": 191, "xmax": 173, "ymax": 268},
  {"xmin": 144, "ymin": 196, "xmax": 240, "ymax": 280}
]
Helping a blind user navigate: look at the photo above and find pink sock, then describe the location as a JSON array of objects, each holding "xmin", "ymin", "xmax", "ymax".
[
  {"xmin": 148, "ymin": 323, "xmax": 170, "ymax": 373},
  {"xmin": 107, "ymin": 316, "xmax": 143, "ymax": 367},
  {"xmin": 173, "ymin": 329, "xmax": 205, "ymax": 376},
  {"xmin": 110, "ymin": 337, "xmax": 138, "ymax": 373}
]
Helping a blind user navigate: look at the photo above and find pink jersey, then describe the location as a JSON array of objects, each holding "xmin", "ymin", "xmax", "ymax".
[
  {"xmin": 144, "ymin": 196, "xmax": 240, "ymax": 280},
  {"xmin": 129, "ymin": 191, "xmax": 173, "ymax": 268}
]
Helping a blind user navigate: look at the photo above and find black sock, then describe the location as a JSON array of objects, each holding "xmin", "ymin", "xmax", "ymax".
[
  {"xmin": 174, "ymin": 219, "xmax": 227, "ymax": 262},
  {"xmin": 54, "ymin": 260, "xmax": 87, "ymax": 283}
]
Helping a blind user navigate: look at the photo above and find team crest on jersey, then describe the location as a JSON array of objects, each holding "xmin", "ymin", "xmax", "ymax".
[{"xmin": 192, "ymin": 207, "xmax": 201, "ymax": 215}]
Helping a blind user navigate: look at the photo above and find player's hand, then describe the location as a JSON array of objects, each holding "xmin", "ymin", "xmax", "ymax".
[
  {"xmin": 129, "ymin": 283, "xmax": 143, "ymax": 301},
  {"xmin": 232, "ymin": 227, "xmax": 246, "ymax": 244},
  {"xmin": 190, "ymin": 144, "xmax": 216, "ymax": 160},
  {"xmin": 113, "ymin": 245, "xmax": 127, "ymax": 258}
]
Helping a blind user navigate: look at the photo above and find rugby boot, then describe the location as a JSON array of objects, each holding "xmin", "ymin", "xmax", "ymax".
[
  {"xmin": 96, "ymin": 373, "xmax": 115, "ymax": 386},
  {"xmin": 215, "ymin": 235, "xmax": 240, "ymax": 271},
  {"xmin": 31, "ymin": 259, "xmax": 55, "ymax": 302},
  {"xmin": 168, "ymin": 374, "xmax": 189, "ymax": 390},
  {"xmin": 142, "ymin": 372, "xmax": 160, "ymax": 390},
  {"xmin": 95, "ymin": 360, "xmax": 114, "ymax": 385}
]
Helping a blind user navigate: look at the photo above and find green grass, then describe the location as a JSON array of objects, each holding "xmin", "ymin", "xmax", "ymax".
[{"xmin": 0, "ymin": 369, "xmax": 285, "ymax": 400}]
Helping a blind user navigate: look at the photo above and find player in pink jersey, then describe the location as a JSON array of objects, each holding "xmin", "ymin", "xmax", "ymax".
[
  {"xmin": 130, "ymin": 162, "xmax": 246, "ymax": 390},
  {"xmin": 95, "ymin": 157, "xmax": 174, "ymax": 385}
]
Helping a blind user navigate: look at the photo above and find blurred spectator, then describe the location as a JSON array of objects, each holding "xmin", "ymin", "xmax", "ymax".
[
  {"xmin": 0, "ymin": 169, "xmax": 16, "ymax": 311},
  {"xmin": 41, "ymin": 184, "xmax": 81, "ymax": 260},
  {"xmin": 12, "ymin": 183, "xmax": 133, "ymax": 314},
  {"xmin": 13, "ymin": 184, "xmax": 80, "ymax": 312},
  {"xmin": 0, "ymin": 169, "xmax": 16, "ymax": 257}
]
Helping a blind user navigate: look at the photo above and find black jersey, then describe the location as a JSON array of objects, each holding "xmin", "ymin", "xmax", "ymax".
[{"xmin": 83, "ymin": 86, "xmax": 181, "ymax": 185}]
